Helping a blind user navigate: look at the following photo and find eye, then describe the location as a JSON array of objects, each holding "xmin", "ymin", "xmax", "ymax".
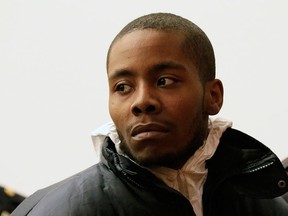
[
  {"xmin": 157, "ymin": 77, "xmax": 176, "ymax": 87},
  {"xmin": 115, "ymin": 83, "xmax": 132, "ymax": 94}
]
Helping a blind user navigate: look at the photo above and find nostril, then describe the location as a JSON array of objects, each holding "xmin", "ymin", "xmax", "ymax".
[
  {"xmin": 146, "ymin": 105, "xmax": 156, "ymax": 112},
  {"xmin": 132, "ymin": 107, "xmax": 142, "ymax": 114},
  {"xmin": 132, "ymin": 105, "xmax": 156, "ymax": 115}
]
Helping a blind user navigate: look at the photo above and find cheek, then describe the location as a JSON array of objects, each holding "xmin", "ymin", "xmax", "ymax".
[
  {"xmin": 109, "ymin": 99, "xmax": 129, "ymax": 131},
  {"xmin": 109, "ymin": 100, "xmax": 120, "ymax": 124},
  {"xmin": 166, "ymin": 94, "xmax": 202, "ymax": 115}
]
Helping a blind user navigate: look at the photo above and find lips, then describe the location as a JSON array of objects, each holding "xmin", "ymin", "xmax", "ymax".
[{"xmin": 131, "ymin": 123, "xmax": 169, "ymax": 139}]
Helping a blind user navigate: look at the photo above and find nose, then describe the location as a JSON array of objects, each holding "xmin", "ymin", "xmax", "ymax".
[{"xmin": 131, "ymin": 86, "xmax": 161, "ymax": 116}]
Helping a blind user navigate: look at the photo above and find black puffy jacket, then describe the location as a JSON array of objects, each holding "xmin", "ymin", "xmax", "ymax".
[{"xmin": 11, "ymin": 128, "xmax": 288, "ymax": 216}]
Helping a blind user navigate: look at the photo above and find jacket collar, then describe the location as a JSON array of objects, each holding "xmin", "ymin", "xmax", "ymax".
[{"xmin": 204, "ymin": 128, "xmax": 288, "ymax": 199}]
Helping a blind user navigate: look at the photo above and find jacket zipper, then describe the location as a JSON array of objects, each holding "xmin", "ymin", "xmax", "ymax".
[
  {"xmin": 245, "ymin": 161, "xmax": 274, "ymax": 173},
  {"xmin": 243, "ymin": 157, "xmax": 275, "ymax": 174}
]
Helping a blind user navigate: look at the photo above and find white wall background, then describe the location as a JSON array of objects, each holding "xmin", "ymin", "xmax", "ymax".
[{"xmin": 1, "ymin": 0, "xmax": 288, "ymax": 196}]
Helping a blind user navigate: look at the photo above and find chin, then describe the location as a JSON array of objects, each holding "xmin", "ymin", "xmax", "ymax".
[{"xmin": 133, "ymin": 150, "xmax": 183, "ymax": 168}]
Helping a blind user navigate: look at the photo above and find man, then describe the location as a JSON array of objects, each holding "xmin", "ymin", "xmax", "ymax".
[{"xmin": 12, "ymin": 12, "xmax": 288, "ymax": 216}]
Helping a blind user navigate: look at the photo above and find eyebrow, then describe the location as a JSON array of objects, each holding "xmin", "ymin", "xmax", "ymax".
[
  {"xmin": 108, "ymin": 61, "xmax": 186, "ymax": 81},
  {"xmin": 108, "ymin": 69, "xmax": 135, "ymax": 81}
]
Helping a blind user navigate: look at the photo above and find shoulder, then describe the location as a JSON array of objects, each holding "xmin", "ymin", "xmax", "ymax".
[
  {"xmin": 207, "ymin": 127, "xmax": 288, "ymax": 198},
  {"xmin": 220, "ymin": 128, "xmax": 268, "ymax": 149},
  {"xmin": 209, "ymin": 128, "xmax": 274, "ymax": 168},
  {"xmin": 11, "ymin": 163, "xmax": 114, "ymax": 216}
]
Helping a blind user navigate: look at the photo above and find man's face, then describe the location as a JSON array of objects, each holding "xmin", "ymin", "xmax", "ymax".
[{"xmin": 108, "ymin": 29, "xmax": 209, "ymax": 169}]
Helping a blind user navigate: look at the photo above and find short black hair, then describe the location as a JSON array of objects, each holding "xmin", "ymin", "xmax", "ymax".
[{"xmin": 107, "ymin": 12, "xmax": 215, "ymax": 83}]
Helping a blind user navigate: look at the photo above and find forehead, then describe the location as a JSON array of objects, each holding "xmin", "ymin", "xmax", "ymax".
[{"xmin": 107, "ymin": 29, "xmax": 187, "ymax": 71}]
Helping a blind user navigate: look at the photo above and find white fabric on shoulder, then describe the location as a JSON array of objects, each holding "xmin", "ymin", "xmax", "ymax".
[{"xmin": 91, "ymin": 121, "xmax": 120, "ymax": 163}]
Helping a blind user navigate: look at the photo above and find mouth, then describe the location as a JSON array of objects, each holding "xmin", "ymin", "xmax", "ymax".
[{"xmin": 131, "ymin": 123, "xmax": 169, "ymax": 140}]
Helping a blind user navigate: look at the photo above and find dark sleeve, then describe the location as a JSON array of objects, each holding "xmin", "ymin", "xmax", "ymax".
[
  {"xmin": 10, "ymin": 180, "xmax": 66, "ymax": 216},
  {"xmin": 10, "ymin": 188, "xmax": 52, "ymax": 216}
]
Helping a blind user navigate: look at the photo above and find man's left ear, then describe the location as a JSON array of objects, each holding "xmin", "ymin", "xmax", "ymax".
[{"xmin": 204, "ymin": 79, "xmax": 224, "ymax": 115}]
